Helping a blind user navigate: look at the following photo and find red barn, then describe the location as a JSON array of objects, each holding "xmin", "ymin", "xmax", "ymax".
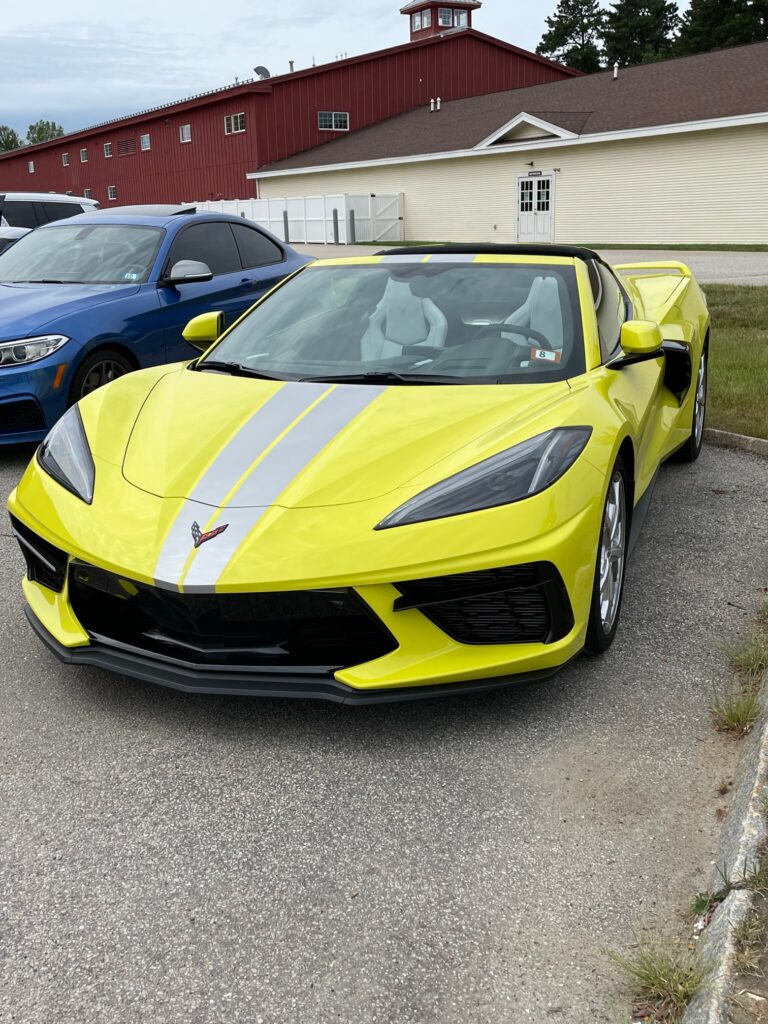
[{"xmin": 0, "ymin": 2, "xmax": 578, "ymax": 207}]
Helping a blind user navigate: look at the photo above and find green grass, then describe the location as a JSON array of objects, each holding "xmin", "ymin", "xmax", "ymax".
[
  {"xmin": 704, "ymin": 285, "xmax": 768, "ymax": 440},
  {"xmin": 724, "ymin": 632, "xmax": 768, "ymax": 679},
  {"xmin": 585, "ymin": 243, "xmax": 768, "ymax": 252},
  {"xmin": 711, "ymin": 686, "xmax": 761, "ymax": 736},
  {"xmin": 607, "ymin": 936, "xmax": 712, "ymax": 1023}
]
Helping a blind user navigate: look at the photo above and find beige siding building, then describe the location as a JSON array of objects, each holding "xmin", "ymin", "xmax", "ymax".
[{"xmin": 250, "ymin": 43, "xmax": 768, "ymax": 247}]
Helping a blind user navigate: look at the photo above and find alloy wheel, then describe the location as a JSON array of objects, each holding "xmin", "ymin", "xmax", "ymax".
[
  {"xmin": 80, "ymin": 359, "xmax": 127, "ymax": 397},
  {"xmin": 598, "ymin": 472, "xmax": 626, "ymax": 634},
  {"xmin": 693, "ymin": 350, "xmax": 707, "ymax": 448}
]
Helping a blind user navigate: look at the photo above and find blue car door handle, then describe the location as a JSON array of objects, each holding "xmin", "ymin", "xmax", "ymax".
[{"xmin": 240, "ymin": 278, "xmax": 257, "ymax": 290}]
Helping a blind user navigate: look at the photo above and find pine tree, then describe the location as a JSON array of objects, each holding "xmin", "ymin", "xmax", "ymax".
[
  {"xmin": 603, "ymin": 0, "xmax": 679, "ymax": 66},
  {"xmin": 536, "ymin": 0, "xmax": 605, "ymax": 73},
  {"xmin": 676, "ymin": 0, "xmax": 768, "ymax": 55}
]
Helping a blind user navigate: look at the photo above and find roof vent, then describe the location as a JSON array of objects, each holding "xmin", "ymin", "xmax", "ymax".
[{"xmin": 254, "ymin": 66, "xmax": 271, "ymax": 80}]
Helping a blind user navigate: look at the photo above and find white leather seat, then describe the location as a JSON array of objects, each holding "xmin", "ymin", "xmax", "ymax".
[
  {"xmin": 502, "ymin": 276, "xmax": 564, "ymax": 352},
  {"xmin": 361, "ymin": 279, "xmax": 448, "ymax": 361}
]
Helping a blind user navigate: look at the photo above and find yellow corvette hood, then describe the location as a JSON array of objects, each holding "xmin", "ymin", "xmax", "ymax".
[{"xmin": 121, "ymin": 367, "xmax": 571, "ymax": 508}]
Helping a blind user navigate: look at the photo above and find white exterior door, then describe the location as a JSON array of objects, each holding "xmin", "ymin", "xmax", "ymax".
[{"xmin": 517, "ymin": 174, "xmax": 555, "ymax": 243}]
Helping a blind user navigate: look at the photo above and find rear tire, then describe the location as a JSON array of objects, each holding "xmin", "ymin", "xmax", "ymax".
[
  {"xmin": 69, "ymin": 349, "xmax": 133, "ymax": 405},
  {"xmin": 673, "ymin": 345, "xmax": 707, "ymax": 463},
  {"xmin": 585, "ymin": 457, "xmax": 628, "ymax": 654}
]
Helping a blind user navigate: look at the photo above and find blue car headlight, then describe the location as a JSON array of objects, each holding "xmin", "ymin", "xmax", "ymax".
[
  {"xmin": 0, "ymin": 335, "xmax": 69, "ymax": 366},
  {"xmin": 37, "ymin": 406, "xmax": 95, "ymax": 504},
  {"xmin": 376, "ymin": 427, "xmax": 592, "ymax": 529}
]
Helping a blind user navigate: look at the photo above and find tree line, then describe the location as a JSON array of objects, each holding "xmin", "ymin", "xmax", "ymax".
[
  {"xmin": 537, "ymin": 0, "xmax": 768, "ymax": 73},
  {"xmin": 0, "ymin": 120, "xmax": 64, "ymax": 153}
]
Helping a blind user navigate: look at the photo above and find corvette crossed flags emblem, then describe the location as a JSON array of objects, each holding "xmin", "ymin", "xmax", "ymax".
[{"xmin": 191, "ymin": 521, "xmax": 229, "ymax": 549}]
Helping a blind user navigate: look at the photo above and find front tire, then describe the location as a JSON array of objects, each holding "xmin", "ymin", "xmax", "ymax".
[
  {"xmin": 674, "ymin": 345, "xmax": 707, "ymax": 463},
  {"xmin": 585, "ymin": 458, "xmax": 628, "ymax": 654},
  {"xmin": 69, "ymin": 349, "xmax": 133, "ymax": 404}
]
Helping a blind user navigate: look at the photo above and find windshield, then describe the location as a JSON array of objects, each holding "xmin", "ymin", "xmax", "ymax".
[
  {"xmin": 201, "ymin": 260, "xmax": 585, "ymax": 384},
  {"xmin": 0, "ymin": 223, "xmax": 164, "ymax": 284}
]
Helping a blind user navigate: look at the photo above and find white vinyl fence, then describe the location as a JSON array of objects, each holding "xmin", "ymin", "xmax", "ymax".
[{"xmin": 189, "ymin": 194, "xmax": 405, "ymax": 245}]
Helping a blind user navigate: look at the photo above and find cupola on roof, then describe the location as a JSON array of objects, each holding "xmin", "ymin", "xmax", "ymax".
[{"xmin": 401, "ymin": 0, "xmax": 482, "ymax": 40}]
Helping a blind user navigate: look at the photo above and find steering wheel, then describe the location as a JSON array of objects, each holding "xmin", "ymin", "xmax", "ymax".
[{"xmin": 475, "ymin": 324, "xmax": 554, "ymax": 351}]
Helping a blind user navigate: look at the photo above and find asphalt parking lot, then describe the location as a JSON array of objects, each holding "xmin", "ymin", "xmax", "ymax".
[
  {"xmin": 1, "ymin": 445, "xmax": 767, "ymax": 1023},
  {"xmin": 296, "ymin": 245, "xmax": 768, "ymax": 286}
]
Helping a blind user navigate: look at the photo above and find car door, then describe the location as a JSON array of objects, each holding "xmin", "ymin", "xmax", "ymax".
[
  {"xmin": 157, "ymin": 220, "xmax": 257, "ymax": 360},
  {"xmin": 591, "ymin": 261, "xmax": 666, "ymax": 497}
]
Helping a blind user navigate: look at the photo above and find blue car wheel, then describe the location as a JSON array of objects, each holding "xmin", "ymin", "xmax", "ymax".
[{"xmin": 69, "ymin": 349, "xmax": 134, "ymax": 403}]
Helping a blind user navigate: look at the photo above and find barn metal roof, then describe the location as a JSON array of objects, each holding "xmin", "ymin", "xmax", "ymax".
[{"xmin": 255, "ymin": 40, "xmax": 768, "ymax": 174}]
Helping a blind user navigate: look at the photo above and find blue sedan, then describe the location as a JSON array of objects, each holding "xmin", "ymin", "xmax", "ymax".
[{"xmin": 0, "ymin": 210, "xmax": 310, "ymax": 445}]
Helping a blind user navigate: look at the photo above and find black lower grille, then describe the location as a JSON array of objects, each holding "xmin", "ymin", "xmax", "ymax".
[
  {"xmin": 394, "ymin": 563, "xmax": 574, "ymax": 645},
  {"xmin": 68, "ymin": 563, "xmax": 397, "ymax": 669},
  {"xmin": 10, "ymin": 515, "xmax": 68, "ymax": 591},
  {"xmin": 0, "ymin": 399, "xmax": 45, "ymax": 435}
]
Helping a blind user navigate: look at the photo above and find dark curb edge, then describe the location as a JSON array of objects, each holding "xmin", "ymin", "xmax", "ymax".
[
  {"xmin": 704, "ymin": 429, "xmax": 768, "ymax": 459},
  {"xmin": 682, "ymin": 679, "xmax": 768, "ymax": 1024}
]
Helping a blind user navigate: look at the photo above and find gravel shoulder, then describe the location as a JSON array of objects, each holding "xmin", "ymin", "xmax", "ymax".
[{"xmin": 1, "ymin": 445, "xmax": 766, "ymax": 1023}]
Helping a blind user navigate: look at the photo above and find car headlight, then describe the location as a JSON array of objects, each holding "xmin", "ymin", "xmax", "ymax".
[
  {"xmin": 376, "ymin": 427, "xmax": 592, "ymax": 529},
  {"xmin": 0, "ymin": 335, "xmax": 69, "ymax": 366},
  {"xmin": 37, "ymin": 406, "xmax": 95, "ymax": 504}
]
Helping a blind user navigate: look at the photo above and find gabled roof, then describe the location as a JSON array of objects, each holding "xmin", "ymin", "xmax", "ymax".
[{"xmin": 254, "ymin": 40, "xmax": 768, "ymax": 176}]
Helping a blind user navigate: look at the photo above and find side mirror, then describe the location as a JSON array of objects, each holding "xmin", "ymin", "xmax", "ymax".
[
  {"xmin": 620, "ymin": 320, "xmax": 663, "ymax": 356},
  {"xmin": 162, "ymin": 259, "xmax": 213, "ymax": 286},
  {"xmin": 182, "ymin": 311, "xmax": 225, "ymax": 352}
]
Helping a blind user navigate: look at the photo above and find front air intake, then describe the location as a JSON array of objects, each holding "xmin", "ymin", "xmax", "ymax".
[{"xmin": 394, "ymin": 563, "xmax": 574, "ymax": 645}]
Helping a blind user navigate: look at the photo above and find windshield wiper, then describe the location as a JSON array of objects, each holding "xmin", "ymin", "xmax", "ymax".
[
  {"xmin": 300, "ymin": 370, "xmax": 468, "ymax": 385},
  {"xmin": 16, "ymin": 279, "xmax": 67, "ymax": 284},
  {"xmin": 194, "ymin": 360, "xmax": 289, "ymax": 381}
]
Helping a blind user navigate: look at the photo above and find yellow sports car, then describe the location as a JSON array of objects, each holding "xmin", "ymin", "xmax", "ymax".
[{"xmin": 8, "ymin": 245, "xmax": 709, "ymax": 702}]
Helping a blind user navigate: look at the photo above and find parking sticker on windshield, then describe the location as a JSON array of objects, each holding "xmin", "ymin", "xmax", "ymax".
[
  {"xmin": 123, "ymin": 271, "xmax": 141, "ymax": 281},
  {"xmin": 530, "ymin": 348, "xmax": 561, "ymax": 363}
]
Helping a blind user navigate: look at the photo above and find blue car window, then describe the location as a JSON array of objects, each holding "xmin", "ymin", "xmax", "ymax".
[
  {"xmin": 165, "ymin": 222, "xmax": 241, "ymax": 277},
  {"xmin": 231, "ymin": 223, "xmax": 283, "ymax": 269}
]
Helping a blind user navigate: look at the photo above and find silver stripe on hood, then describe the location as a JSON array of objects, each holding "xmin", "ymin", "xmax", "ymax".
[{"xmin": 154, "ymin": 383, "xmax": 383, "ymax": 591}]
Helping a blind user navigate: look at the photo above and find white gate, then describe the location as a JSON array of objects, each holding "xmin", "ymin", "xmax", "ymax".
[
  {"xmin": 516, "ymin": 174, "xmax": 555, "ymax": 243},
  {"xmin": 189, "ymin": 194, "xmax": 405, "ymax": 245}
]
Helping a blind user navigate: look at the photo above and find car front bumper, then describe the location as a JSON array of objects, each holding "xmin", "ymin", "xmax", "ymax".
[
  {"xmin": 24, "ymin": 605, "xmax": 568, "ymax": 703},
  {"xmin": 0, "ymin": 358, "xmax": 72, "ymax": 445}
]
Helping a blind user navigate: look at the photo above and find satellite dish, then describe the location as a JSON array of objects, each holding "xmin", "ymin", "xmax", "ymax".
[{"xmin": 253, "ymin": 66, "xmax": 271, "ymax": 80}]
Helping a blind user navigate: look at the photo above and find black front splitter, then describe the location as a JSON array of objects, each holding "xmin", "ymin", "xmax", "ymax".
[{"xmin": 24, "ymin": 606, "xmax": 566, "ymax": 705}]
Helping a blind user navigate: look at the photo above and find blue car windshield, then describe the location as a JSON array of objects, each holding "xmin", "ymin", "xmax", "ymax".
[
  {"xmin": 200, "ymin": 261, "xmax": 585, "ymax": 384},
  {"xmin": 0, "ymin": 224, "xmax": 164, "ymax": 285}
]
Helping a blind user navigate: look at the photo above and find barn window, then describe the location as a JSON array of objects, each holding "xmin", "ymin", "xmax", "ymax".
[
  {"xmin": 422, "ymin": 8, "xmax": 432, "ymax": 26},
  {"xmin": 179, "ymin": 124, "xmax": 192, "ymax": 143},
  {"xmin": 438, "ymin": 7, "xmax": 452, "ymax": 26},
  {"xmin": 140, "ymin": 133, "xmax": 150, "ymax": 151},
  {"xmin": 62, "ymin": 152, "xmax": 70, "ymax": 166},
  {"xmin": 107, "ymin": 185, "xmax": 117, "ymax": 201},
  {"xmin": 104, "ymin": 142, "xmax": 113, "ymax": 157},
  {"xmin": 83, "ymin": 188, "xmax": 92, "ymax": 199},
  {"xmin": 224, "ymin": 113, "xmax": 246, "ymax": 135},
  {"xmin": 318, "ymin": 111, "xmax": 350, "ymax": 131},
  {"xmin": 412, "ymin": 12, "xmax": 422, "ymax": 30},
  {"xmin": 28, "ymin": 160, "xmax": 35, "ymax": 173},
  {"xmin": 80, "ymin": 148, "xmax": 88, "ymax": 163},
  {"xmin": 454, "ymin": 9, "xmax": 467, "ymax": 26}
]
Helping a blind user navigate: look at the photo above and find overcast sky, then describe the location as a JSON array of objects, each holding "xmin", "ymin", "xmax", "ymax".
[{"xmin": 1, "ymin": 0, "xmax": 690, "ymax": 137}]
